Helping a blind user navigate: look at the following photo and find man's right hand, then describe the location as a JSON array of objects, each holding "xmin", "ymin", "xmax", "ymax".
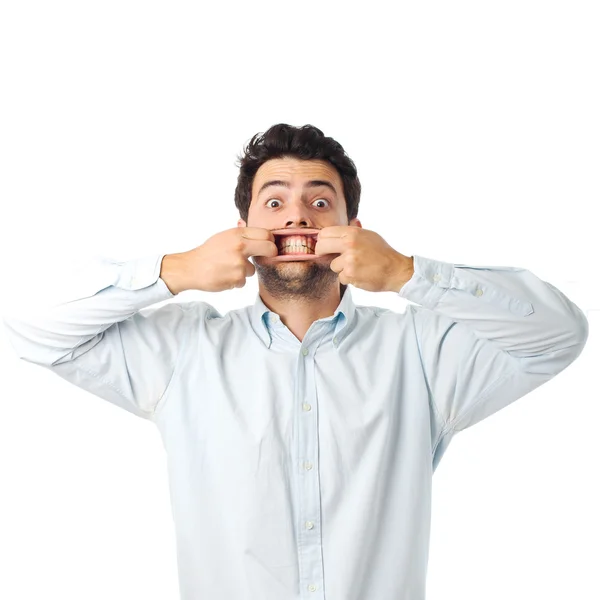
[{"xmin": 160, "ymin": 227, "xmax": 279, "ymax": 294}]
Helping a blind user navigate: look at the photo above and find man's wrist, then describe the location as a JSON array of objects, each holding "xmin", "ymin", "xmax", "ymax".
[
  {"xmin": 393, "ymin": 254, "xmax": 414, "ymax": 293},
  {"xmin": 160, "ymin": 253, "xmax": 188, "ymax": 295}
]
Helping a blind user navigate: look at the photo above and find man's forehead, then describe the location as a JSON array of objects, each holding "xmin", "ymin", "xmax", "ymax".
[{"xmin": 253, "ymin": 158, "xmax": 340, "ymax": 191}]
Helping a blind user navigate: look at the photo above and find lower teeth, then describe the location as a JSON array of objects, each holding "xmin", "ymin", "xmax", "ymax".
[{"xmin": 280, "ymin": 247, "xmax": 313, "ymax": 255}]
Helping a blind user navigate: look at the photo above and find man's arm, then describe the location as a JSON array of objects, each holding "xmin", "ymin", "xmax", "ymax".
[
  {"xmin": 2, "ymin": 253, "xmax": 199, "ymax": 420},
  {"xmin": 395, "ymin": 255, "xmax": 589, "ymax": 469}
]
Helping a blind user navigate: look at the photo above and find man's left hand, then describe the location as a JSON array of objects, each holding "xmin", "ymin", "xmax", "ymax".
[{"xmin": 314, "ymin": 226, "xmax": 414, "ymax": 293}]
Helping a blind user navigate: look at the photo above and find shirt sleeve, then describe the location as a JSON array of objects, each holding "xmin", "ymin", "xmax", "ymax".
[
  {"xmin": 398, "ymin": 255, "xmax": 589, "ymax": 468},
  {"xmin": 2, "ymin": 253, "xmax": 194, "ymax": 421}
]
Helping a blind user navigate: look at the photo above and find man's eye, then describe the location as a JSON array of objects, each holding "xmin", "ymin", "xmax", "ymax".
[{"xmin": 313, "ymin": 199, "xmax": 329, "ymax": 208}]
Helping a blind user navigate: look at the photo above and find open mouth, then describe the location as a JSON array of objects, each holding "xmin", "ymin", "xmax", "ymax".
[{"xmin": 274, "ymin": 233, "xmax": 318, "ymax": 256}]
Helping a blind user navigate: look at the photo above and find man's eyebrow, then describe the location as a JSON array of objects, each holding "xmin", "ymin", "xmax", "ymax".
[{"xmin": 257, "ymin": 180, "xmax": 338, "ymax": 197}]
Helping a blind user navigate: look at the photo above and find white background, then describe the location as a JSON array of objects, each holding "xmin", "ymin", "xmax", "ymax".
[{"xmin": 0, "ymin": 1, "xmax": 598, "ymax": 598}]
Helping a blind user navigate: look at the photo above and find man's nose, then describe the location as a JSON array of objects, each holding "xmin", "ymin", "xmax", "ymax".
[
  {"xmin": 285, "ymin": 218, "xmax": 311, "ymax": 227},
  {"xmin": 283, "ymin": 206, "xmax": 314, "ymax": 228}
]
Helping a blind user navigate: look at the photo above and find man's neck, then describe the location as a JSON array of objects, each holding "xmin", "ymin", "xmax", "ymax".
[{"xmin": 259, "ymin": 284, "xmax": 345, "ymax": 343}]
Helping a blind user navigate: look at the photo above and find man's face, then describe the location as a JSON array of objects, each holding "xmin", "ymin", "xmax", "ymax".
[{"xmin": 237, "ymin": 157, "xmax": 361, "ymax": 299}]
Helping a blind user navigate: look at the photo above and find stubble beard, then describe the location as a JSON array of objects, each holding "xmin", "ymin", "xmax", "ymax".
[{"xmin": 252, "ymin": 257, "xmax": 340, "ymax": 302}]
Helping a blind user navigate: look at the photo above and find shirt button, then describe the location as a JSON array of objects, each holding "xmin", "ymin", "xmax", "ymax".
[
  {"xmin": 305, "ymin": 521, "xmax": 314, "ymax": 529},
  {"xmin": 308, "ymin": 584, "xmax": 317, "ymax": 592},
  {"xmin": 333, "ymin": 336, "xmax": 338, "ymax": 344},
  {"xmin": 475, "ymin": 288, "xmax": 483, "ymax": 296},
  {"xmin": 302, "ymin": 403, "xmax": 311, "ymax": 411},
  {"xmin": 433, "ymin": 273, "xmax": 441, "ymax": 282},
  {"xmin": 304, "ymin": 461, "xmax": 313, "ymax": 470},
  {"xmin": 302, "ymin": 348, "xmax": 309, "ymax": 356}
]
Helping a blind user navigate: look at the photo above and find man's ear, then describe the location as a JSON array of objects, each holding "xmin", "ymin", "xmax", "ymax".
[
  {"xmin": 350, "ymin": 218, "xmax": 362, "ymax": 228},
  {"xmin": 237, "ymin": 219, "xmax": 246, "ymax": 228}
]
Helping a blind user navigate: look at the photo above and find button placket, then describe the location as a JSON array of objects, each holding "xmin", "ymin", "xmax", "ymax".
[{"xmin": 297, "ymin": 339, "xmax": 325, "ymax": 598}]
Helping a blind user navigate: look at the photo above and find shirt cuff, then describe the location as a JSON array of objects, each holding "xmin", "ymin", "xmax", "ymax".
[
  {"xmin": 114, "ymin": 253, "xmax": 173, "ymax": 294},
  {"xmin": 398, "ymin": 255, "xmax": 455, "ymax": 309},
  {"xmin": 71, "ymin": 253, "xmax": 175, "ymax": 307}
]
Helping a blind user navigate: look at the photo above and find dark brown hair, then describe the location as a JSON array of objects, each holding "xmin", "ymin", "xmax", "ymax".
[{"xmin": 234, "ymin": 123, "xmax": 361, "ymax": 223}]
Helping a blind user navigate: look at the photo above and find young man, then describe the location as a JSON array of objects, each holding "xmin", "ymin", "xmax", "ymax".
[{"xmin": 3, "ymin": 123, "xmax": 589, "ymax": 600}]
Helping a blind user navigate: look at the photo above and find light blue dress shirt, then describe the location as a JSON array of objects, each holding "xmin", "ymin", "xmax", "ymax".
[{"xmin": 2, "ymin": 253, "xmax": 589, "ymax": 600}]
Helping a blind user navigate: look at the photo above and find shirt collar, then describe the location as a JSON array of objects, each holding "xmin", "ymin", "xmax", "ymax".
[{"xmin": 250, "ymin": 285, "xmax": 356, "ymax": 350}]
